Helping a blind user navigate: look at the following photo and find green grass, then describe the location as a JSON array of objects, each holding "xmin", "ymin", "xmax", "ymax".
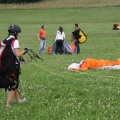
[{"xmin": 0, "ymin": 5, "xmax": 120, "ymax": 120}]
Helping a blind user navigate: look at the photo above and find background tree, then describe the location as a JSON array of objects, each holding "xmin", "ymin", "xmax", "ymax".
[{"xmin": 0, "ymin": 0, "xmax": 43, "ymax": 3}]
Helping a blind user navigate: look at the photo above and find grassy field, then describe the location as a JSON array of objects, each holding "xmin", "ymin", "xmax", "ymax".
[
  {"xmin": 0, "ymin": 1, "xmax": 120, "ymax": 120},
  {"xmin": 0, "ymin": 0, "xmax": 120, "ymax": 9}
]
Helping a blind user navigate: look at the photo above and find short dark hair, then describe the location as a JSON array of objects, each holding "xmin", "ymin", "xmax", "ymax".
[
  {"xmin": 75, "ymin": 24, "xmax": 78, "ymax": 27},
  {"xmin": 41, "ymin": 25, "xmax": 45, "ymax": 29}
]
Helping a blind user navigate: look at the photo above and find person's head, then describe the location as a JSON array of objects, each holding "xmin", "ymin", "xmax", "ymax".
[
  {"xmin": 74, "ymin": 23, "xmax": 78, "ymax": 30},
  {"xmin": 59, "ymin": 27, "xmax": 63, "ymax": 34},
  {"xmin": 8, "ymin": 24, "xmax": 21, "ymax": 39},
  {"xmin": 41, "ymin": 25, "xmax": 45, "ymax": 30}
]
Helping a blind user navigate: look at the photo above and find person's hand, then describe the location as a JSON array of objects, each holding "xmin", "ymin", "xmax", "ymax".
[{"xmin": 23, "ymin": 48, "xmax": 29, "ymax": 55}]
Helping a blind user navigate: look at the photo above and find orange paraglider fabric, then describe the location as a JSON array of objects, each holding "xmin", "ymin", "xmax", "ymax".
[{"xmin": 79, "ymin": 58, "xmax": 120, "ymax": 70}]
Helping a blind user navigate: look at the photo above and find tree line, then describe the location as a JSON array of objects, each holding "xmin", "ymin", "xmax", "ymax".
[{"xmin": 0, "ymin": 0, "xmax": 42, "ymax": 3}]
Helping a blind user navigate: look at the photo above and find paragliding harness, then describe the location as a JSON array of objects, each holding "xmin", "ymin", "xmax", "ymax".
[
  {"xmin": 72, "ymin": 29, "xmax": 87, "ymax": 44},
  {"xmin": 0, "ymin": 37, "xmax": 20, "ymax": 92},
  {"xmin": 78, "ymin": 29, "xmax": 87, "ymax": 44}
]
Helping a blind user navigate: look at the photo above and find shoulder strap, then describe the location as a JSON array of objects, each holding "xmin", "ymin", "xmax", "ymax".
[
  {"xmin": 11, "ymin": 40, "xmax": 16, "ymax": 47},
  {"xmin": 3, "ymin": 37, "xmax": 16, "ymax": 46}
]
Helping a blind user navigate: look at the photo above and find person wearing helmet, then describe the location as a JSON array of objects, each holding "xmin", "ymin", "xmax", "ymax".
[{"xmin": 4, "ymin": 24, "xmax": 29, "ymax": 107}]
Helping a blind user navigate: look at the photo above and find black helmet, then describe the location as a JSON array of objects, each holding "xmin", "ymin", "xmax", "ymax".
[{"xmin": 8, "ymin": 24, "xmax": 21, "ymax": 33}]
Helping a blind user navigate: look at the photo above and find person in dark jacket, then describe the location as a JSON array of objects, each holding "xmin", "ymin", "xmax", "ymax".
[{"xmin": 73, "ymin": 24, "xmax": 81, "ymax": 54}]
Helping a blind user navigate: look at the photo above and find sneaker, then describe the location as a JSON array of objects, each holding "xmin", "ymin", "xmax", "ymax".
[
  {"xmin": 6, "ymin": 104, "xmax": 11, "ymax": 107},
  {"xmin": 18, "ymin": 98, "xmax": 27, "ymax": 103}
]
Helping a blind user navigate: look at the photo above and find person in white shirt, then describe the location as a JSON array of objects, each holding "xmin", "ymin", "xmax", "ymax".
[{"xmin": 55, "ymin": 27, "xmax": 65, "ymax": 54}]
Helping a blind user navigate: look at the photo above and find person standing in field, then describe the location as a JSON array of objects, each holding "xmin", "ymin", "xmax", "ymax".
[
  {"xmin": 5, "ymin": 24, "xmax": 29, "ymax": 107},
  {"xmin": 55, "ymin": 27, "xmax": 65, "ymax": 54},
  {"xmin": 73, "ymin": 23, "xmax": 81, "ymax": 54},
  {"xmin": 38, "ymin": 25, "xmax": 46, "ymax": 54}
]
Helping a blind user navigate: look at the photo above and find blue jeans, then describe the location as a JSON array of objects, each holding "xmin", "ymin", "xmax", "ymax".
[
  {"xmin": 75, "ymin": 40, "xmax": 80, "ymax": 53},
  {"xmin": 38, "ymin": 39, "xmax": 46, "ymax": 54}
]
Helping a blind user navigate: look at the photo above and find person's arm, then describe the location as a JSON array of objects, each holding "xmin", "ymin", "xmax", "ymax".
[
  {"xmin": 71, "ymin": 31, "xmax": 76, "ymax": 41},
  {"xmin": 55, "ymin": 31, "xmax": 58, "ymax": 41},
  {"xmin": 63, "ymin": 32, "xmax": 65, "ymax": 39},
  {"xmin": 38, "ymin": 34, "xmax": 40, "ymax": 42},
  {"xmin": 38, "ymin": 30, "xmax": 40, "ymax": 42},
  {"xmin": 14, "ymin": 48, "xmax": 26, "ymax": 57}
]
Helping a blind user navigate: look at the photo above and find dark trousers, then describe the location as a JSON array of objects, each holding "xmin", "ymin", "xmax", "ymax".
[
  {"xmin": 55, "ymin": 40, "xmax": 63, "ymax": 54},
  {"xmin": 75, "ymin": 40, "xmax": 80, "ymax": 53}
]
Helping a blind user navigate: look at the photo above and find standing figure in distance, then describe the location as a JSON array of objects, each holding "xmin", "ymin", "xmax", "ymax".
[
  {"xmin": 38, "ymin": 25, "xmax": 46, "ymax": 54},
  {"xmin": 73, "ymin": 23, "xmax": 81, "ymax": 54},
  {"xmin": 55, "ymin": 27, "xmax": 65, "ymax": 54}
]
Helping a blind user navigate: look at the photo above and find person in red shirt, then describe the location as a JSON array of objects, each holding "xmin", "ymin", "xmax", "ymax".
[{"xmin": 38, "ymin": 25, "xmax": 46, "ymax": 54}]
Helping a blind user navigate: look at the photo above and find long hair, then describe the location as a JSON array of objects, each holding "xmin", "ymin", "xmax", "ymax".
[
  {"xmin": 41, "ymin": 25, "xmax": 45, "ymax": 29},
  {"xmin": 59, "ymin": 27, "xmax": 63, "ymax": 34}
]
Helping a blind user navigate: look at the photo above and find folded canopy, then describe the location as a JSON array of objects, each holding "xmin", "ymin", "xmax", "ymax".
[{"xmin": 68, "ymin": 58, "xmax": 120, "ymax": 71}]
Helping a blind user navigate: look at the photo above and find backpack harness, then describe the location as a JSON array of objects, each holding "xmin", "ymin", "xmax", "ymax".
[{"xmin": 0, "ymin": 37, "xmax": 20, "ymax": 92}]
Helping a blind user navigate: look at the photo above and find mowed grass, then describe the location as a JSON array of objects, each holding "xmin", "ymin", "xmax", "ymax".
[
  {"xmin": 0, "ymin": 5, "xmax": 120, "ymax": 120},
  {"xmin": 0, "ymin": 0, "xmax": 120, "ymax": 9}
]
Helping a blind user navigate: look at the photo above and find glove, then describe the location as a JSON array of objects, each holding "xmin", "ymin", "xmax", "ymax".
[{"xmin": 23, "ymin": 48, "xmax": 29, "ymax": 55}]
